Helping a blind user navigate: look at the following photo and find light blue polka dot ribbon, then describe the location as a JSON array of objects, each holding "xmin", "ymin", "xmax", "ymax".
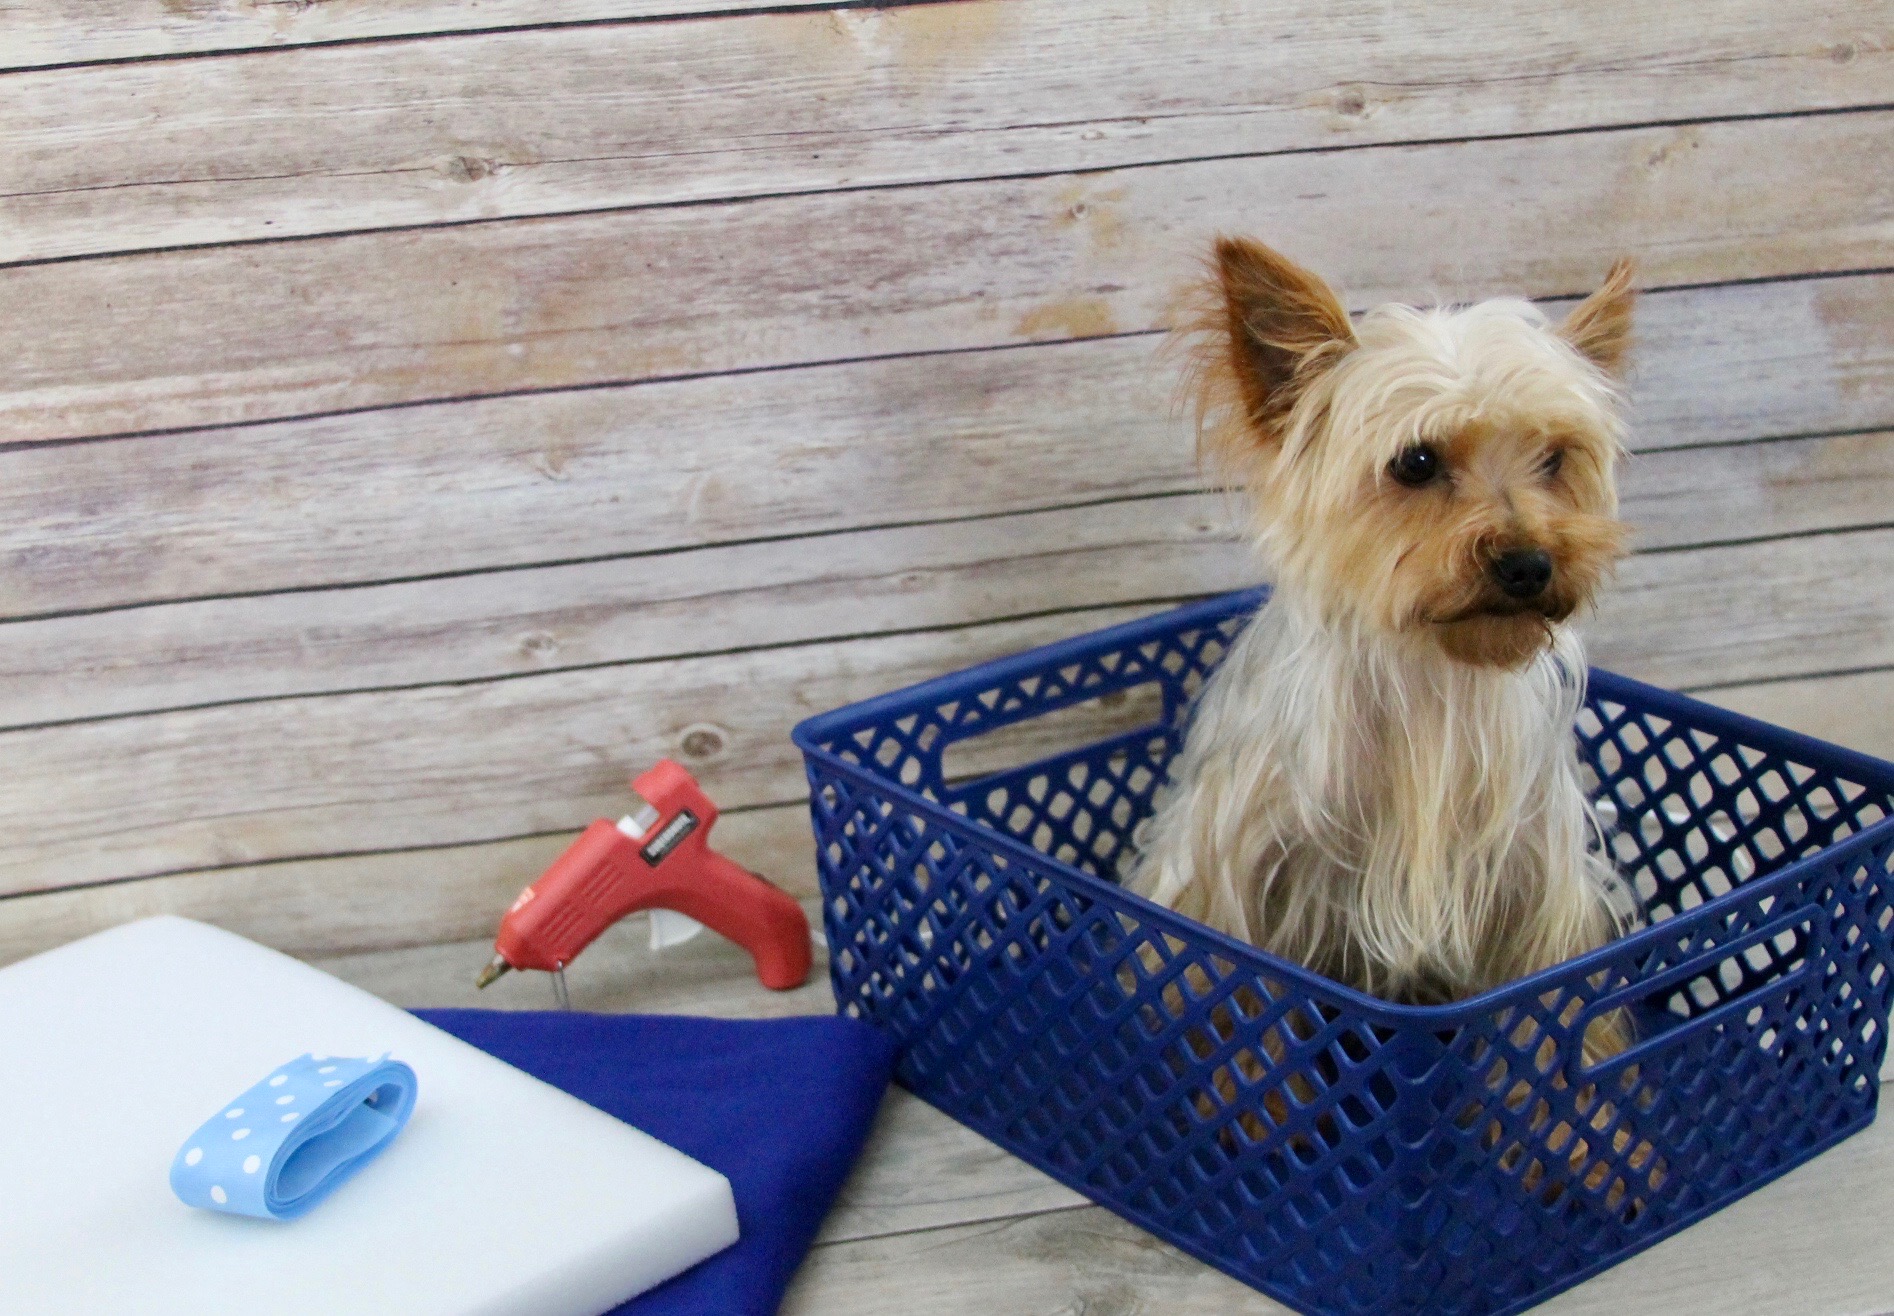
[{"xmin": 170, "ymin": 1054, "xmax": 418, "ymax": 1220}]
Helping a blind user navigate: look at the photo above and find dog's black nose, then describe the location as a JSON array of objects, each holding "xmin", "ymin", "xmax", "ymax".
[{"xmin": 1491, "ymin": 547, "xmax": 1553, "ymax": 599}]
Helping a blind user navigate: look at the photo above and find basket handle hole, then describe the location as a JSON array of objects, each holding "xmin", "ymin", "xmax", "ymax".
[{"xmin": 939, "ymin": 680, "xmax": 1168, "ymax": 788}]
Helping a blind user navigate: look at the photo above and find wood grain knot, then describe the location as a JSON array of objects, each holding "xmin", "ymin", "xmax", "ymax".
[
  {"xmin": 443, "ymin": 155, "xmax": 496, "ymax": 183},
  {"xmin": 679, "ymin": 724, "xmax": 727, "ymax": 760},
  {"xmin": 516, "ymin": 630, "xmax": 559, "ymax": 661}
]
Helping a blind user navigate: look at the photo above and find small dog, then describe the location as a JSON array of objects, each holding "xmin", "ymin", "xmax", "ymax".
[
  {"xmin": 1135, "ymin": 237, "xmax": 1638, "ymax": 1024},
  {"xmin": 1130, "ymin": 240, "xmax": 1666, "ymax": 1210}
]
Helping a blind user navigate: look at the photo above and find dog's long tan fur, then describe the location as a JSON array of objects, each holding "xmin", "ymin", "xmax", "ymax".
[
  {"xmin": 1137, "ymin": 238, "xmax": 1635, "ymax": 1012},
  {"xmin": 1131, "ymin": 239, "xmax": 1660, "ymax": 1208}
]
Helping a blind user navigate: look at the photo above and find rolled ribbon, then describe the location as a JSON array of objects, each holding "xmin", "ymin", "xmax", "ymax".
[{"xmin": 170, "ymin": 1053, "xmax": 418, "ymax": 1220}]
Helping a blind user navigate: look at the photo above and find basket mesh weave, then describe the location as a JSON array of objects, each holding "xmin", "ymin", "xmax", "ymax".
[{"xmin": 795, "ymin": 589, "xmax": 1894, "ymax": 1315}]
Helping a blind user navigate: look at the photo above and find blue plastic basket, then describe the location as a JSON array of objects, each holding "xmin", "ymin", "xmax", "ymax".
[{"xmin": 794, "ymin": 588, "xmax": 1894, "ymax": 1315}]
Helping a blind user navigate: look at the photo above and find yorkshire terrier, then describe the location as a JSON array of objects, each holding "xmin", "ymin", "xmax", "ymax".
[{"xmin": 1132, "ymin": 238, "xmax": 1657, "ymax": 1206}]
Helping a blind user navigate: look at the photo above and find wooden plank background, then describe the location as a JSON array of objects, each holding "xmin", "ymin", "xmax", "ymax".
[
  {"xmin": 7, "ymin": 5, "xmax": 1894, "ymax": 1311},
  {"xmin": 1, "ymin": 0, "xmax": 1892, "ymax": 974}
]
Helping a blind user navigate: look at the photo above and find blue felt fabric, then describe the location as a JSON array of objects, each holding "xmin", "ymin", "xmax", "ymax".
[{"xmin": 415, "ymin": 1009, "xmax": 898, "ymax": 1316}]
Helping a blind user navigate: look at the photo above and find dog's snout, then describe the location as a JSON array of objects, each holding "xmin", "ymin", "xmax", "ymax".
[{"xmin": 1490, "ymin": 547, "xmax": 1553, "ymax": 599}]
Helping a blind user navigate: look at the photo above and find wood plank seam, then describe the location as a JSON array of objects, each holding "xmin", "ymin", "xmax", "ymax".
[
  {"xmin": 6, "ymin": 661, "xmax": 1887, "ymax": 915},
  {"xmin": 0, "ymin": 0, "xmax": 978, "ymax": 77},
  {"xmin": 30, "ymin": 671, "xmax": 1894, "ymax": 922},
  {"xmin": 0, "ymin": 272, "xmax": 1879, "ymax": 620},
  {"xmin": 0, "ymin": 803, "xmax": 804, "ymax": 902},
  {"xmin": 0, "ymin": 591, "xmax": 1216, "ymax": 732},
  {"xmin": 0, "ymin": 520, "xmax": 1873, "ymax": 893},
  {"xmin": 1640, "ymin": 515, "xmax": 1894, "ymax": 558},
  {"xmin": 4, "ymin": 263, "xmax": 1888, "ymax": 456},
  {"xmin": 12, "ymin": 0, "xmax": 1887, "ymax": 101},
  {"xmin": 1689, "ymin": 661, "xmax": 1894, "ymax": 696},
  {"xmin": 0, "ymin": 487, "xmax": 1210, "ymax": 628},
  {"xmin": 1657, "ymin": 262, "xmax": 1894, "ymax": 296},
  {"xmin": 5, "ymin": 667, "xmax": 1889, "ymax": 961},
  {"xmin": 0, "ymin": 420, "xmax": 1880, "ymax": 628},
  {"xmin": 810, "ymin": 1199, "xmax": 1096, "ymax": 1252},
  {"xmin": 1638, "ymin": 423, "xmax": 1894, "ymax": 456},
  {"xmin": 0, "ymin": 833, "xmax": 579, "ymax": 899},
  {"xmin": 0, "ymin": 330, "xmax": 1166, "ymax": 453},
  {"xmin": 0, "ymin": 491, "xmax": 1877, "ymax": 733},
  {"xmin": 8, "ymin": 101, "xmax": 1893, "ymax": 274},
  {"xmin": 9, "ymin": 0, "xmax": 1893, "ymax": 267},
  {"xmin": 0, "ymin": 274, "xmax": 1879, "ymax": 636}
]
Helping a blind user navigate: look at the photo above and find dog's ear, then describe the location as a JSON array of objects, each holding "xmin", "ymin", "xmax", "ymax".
[
  {"xmin": 1214, "ymin": 237, "xmax": 1356, "ymax": 434},
  {"xmin": 1559, "ymin": 258, "xmax": 1636, "ymax": 375}
]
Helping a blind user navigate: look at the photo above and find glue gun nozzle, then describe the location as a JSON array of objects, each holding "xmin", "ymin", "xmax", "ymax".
[{"xmin": 475, "ymin": 955, "xmax": 512, "ymax": 990}]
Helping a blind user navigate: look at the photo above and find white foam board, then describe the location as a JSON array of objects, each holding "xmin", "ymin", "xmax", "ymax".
[{"xmin": 0, "ymin": 917, "xmax": 739, "ymax": 1315}]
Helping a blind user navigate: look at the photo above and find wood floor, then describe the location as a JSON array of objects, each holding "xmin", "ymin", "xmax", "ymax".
[{"xmin": 321, "ymin": 906, "xmax": 1894, "ymax": 1315}]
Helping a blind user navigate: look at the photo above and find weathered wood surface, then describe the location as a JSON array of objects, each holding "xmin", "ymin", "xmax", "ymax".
[
  {"xmin": 0, "ymin": 605, "xmax": 1181, "ymax": 897},
  {"xmin": 1622, "ymin": 429, "xmax": 1894, "ymax": 553},
  {"xmin": 783, "ymin": 1108, "xmax": 1894, "ymax": 1315},
  {"xmin": 1, "ymin": 252, "xmax": 1887, "ymax": 964},
  {"xmin": 3, "ymin": 656, "xmax": 1885, "ymax": 971},
  {"xmin": 788, "ymin": 1205, "xmax": 1291, "ymax": 1313},
  {"xmin": 289, "ymin": 924, "xmax": 1894, "ymax": 1313},
  {"xmin": 0, "ymin": 492, "xmax": 1246, "ymax": 727},
  {"xmin": 2, "ymin": 0, "xmax": 785, "ymax": 71},
  {"xmin": 0, "ymin": 801, "xmax": 817, "ymax": 968},
  {"xmin": 0, "ymin": 271, "xmax": 1885, "ymax": 624},
  {"xmin": 0, "ymin": 424, "xmax": 1888, "ymax": 729},
  {"xmin": 1591, "ymin": 525, "xmax": 1894, "ymax": 691},
  {"xmin": 16, "ymin": 0, "xmax": 1890, "ymax": 105},
  {"xmin": 0, "ymin": 334, "xmax": 1183, "ymax": 616},
  {"xmin": 8, "ymin": 111, "xmax": 1892, "ymax": 445},
  {"xmin": 0, "ymin": 676, "xmax": 1162, "ymax": 962},
  {"xmin": 811, "ymin": 1087, "xmax": 1090, "ymax": 1248},
  {"xmin": 6, "ymin": 649, "xmax": 1889, "ymax": 969},
  {"xmin": 1703, "ymin": 668, "xmax": 1894, "ymax": 766},
  {"xmin": 0, "ymin": 517, "xmax": 1885, "ymax": 902},
  {"xmin": 9, "ymin": 1, "xmax": 1892, "ymax": 262}
]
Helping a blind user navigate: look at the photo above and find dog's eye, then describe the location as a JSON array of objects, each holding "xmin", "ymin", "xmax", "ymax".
[
  {"xmin": 1541, "ymin": 448, "xmax": 1565, "ymax": 479},
  {"xmin": 1389, "ymin": 444, "xmax": 1443, "ymax": 487}
]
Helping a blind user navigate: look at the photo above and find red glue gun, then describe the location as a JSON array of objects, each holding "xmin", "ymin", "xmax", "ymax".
[{"xmin": 475, "ymin": 759, "xmax": 812, "ymax": 995}]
